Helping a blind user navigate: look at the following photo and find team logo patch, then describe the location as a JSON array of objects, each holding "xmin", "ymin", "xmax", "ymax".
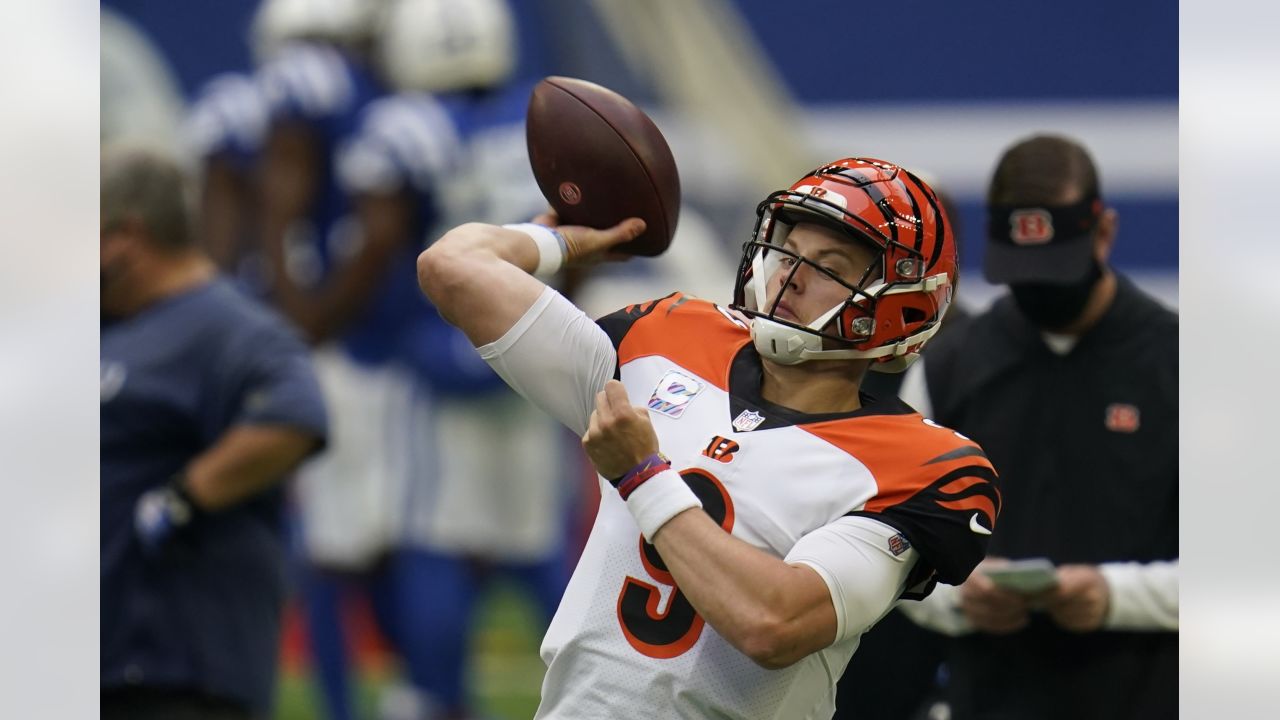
[
  {"xmin": 1105, "ymin": 403, "xmax": 1141, "ymax": 433},
  {"xmin": 732, "ymin": 409, "xmax": 765, "ymax": 432},
  {"xmin": 647, "ymin": 370, "xmax": 705, "ymax": 418},
  {"xmin": 887, "ymin": 533, "xmax": 911, "ymax": 557},
  {"xmin": 1009, "ymin": 208, "xmax": 1054, "ymax": 245},
  {"xmin": 795, "ymin": 183, "xmax": 848, "ymax": 210},
  {"xmin": 702, "ymin": 436, "xmax": 741, "ymax": 463}
]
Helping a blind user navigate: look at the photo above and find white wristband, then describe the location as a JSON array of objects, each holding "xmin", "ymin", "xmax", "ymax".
[
  {"xmin": 503, "ymin": 223, "xmax": 567, "ymax": 279},
  {"xmin": 624, "ymin": 467, "xmax": 702, "ymax": 542}
]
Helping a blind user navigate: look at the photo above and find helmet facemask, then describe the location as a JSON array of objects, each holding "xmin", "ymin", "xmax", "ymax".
[{"xmin": 731, "ymin": 168, "xmax": 953, "ymax": 370}]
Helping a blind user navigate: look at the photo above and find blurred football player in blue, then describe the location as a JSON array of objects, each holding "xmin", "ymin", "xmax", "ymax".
[{"xmin": 337, "ymin": 1, "xmax": 574, "ymax": 716}]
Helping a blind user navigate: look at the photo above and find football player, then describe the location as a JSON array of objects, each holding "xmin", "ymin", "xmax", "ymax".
[
  {"xmin": 417, "ymin": 158, "xmax": 1001, "ymax": 719},
  {"xmin": 335, "ymin": 1, "xmax": 573, "ymax": 717}
]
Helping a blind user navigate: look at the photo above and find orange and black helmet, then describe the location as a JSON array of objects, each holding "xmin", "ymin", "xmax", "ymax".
[{"xmin": 731, "ymin": 157, "xmax": 956, "ymax": 370}]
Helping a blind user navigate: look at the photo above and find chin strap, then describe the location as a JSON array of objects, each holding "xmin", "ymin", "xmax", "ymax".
[
  {"xmin": 751, "ymin": 317, "xmax": 941, "ymax": 366},
  {"xmin": 749, "ymin": 270, "xmax": 950, "ymax": 367}
]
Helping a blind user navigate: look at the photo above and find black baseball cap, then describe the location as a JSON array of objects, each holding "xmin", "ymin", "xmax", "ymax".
[{"xmin": 984, "ymin": 195, "xmax": 1102, "ymax": 284}]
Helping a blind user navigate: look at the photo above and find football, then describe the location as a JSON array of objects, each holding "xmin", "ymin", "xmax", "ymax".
[{"xmin": 525, "ymin": 76, "xmax": 680, "ymax": 257}]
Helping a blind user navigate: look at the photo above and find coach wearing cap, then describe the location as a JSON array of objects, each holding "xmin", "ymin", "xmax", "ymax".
[{"xmin": 897, "ymin": 135, "xmax": 1178, "ymax": 720}]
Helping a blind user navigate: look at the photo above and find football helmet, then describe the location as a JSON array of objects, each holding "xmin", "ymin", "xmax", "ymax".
[
  {"xmin": 250, "ymin": 0, "xmax": 377, "ymax": 63},
  {"xmin": 731, "ymin": 158, "xmax": 956, "ymax": 371},
  {"xmin": 377, "ymin": 0, "xmax": 516, "ymax": 93}
]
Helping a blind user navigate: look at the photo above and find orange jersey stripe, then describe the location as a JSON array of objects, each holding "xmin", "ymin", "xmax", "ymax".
[
  {"xmin": 802, "ymin": 414, "xmax": 997, "ymax": 518},
  {"xmin": 615, "ymin": 295, "xmax": 750, "ymax": 391}
]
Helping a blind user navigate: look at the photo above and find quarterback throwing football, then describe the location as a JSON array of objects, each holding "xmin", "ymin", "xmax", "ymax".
[{"xmin": 418, "ymin": 157, "xmax": 1000, "ymax": 719}]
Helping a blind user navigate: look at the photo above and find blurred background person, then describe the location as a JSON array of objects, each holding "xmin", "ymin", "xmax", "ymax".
[
  {"xmin": 182, "ymin": 67, "xmax": 270, "ymax": 295},
  {"xmin": 238, "ymin": 3, "xmax": 407, "ymax": 720},
  {"xmin": 101, "ymin": 6, "xmax": 184, "ymax": 155},
  {"xmin": 345, "ymin": 2, "xmax": 576, "ymax": 717},
  {"xmin": 899, "ymin": 134, "xmax": 1178, "ymax": 719},
  {"xmin": 101, "ymin": 146, "xmax": 328, "ymax": 720}
]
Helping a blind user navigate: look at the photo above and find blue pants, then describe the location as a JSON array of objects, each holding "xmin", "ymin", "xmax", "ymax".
[{"xmin": 389, "ymin": 547, "xmax": 569, "ymax": 716}]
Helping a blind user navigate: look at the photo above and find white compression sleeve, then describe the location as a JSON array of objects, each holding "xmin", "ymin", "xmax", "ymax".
[
  {"xmin": 785, "ymin": 515, "xmax": 920, "ymax": 644},
  {"xmin": 477, "ymin": 286, "xmax": 617, "ymax": 436}
]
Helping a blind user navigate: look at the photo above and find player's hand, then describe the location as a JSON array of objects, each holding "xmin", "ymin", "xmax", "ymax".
[
  {"xmin": 959, "ymin": 558, "xmax": 1032, "ymax": 634},
  {"xmin": 530, "ymin": 210, "xmax": 645, "ymax": 266},
  {"xmin": 582, "ymin": 379, "xmax": 660, "ymax": 480},
  {"xmin": 134, "ymin": 482, "xmax": 198, "ymax": 554},
  {"xmin": 1040, "ymin": 564, "xmax": 1110, "ymax": 632}
]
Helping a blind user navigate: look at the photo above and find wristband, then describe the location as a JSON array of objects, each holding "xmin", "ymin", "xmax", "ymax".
[
  {"xmin": 611, "ymin": 459, "xmax": 702, "ymax": 542},
  {"xmin": 134, "ymin": 474, "xmax": 201, "ymax": 552},
  {"xmin": 610, "ymin": 452, "xmax": 671, "ymax": 500},
  {"xmin": 503, "ymin": 223, "xmax": 568, "ymax": 278}
]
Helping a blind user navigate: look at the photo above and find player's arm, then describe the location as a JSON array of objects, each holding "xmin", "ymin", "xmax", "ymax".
[
  {"xmin": 294, "ymin": 190, "xmax": 415, "ymax": 344},
  {"xmin": 258, "ymin": 123, "xmax": 409, "ymax": 344},
  {"xmin": 182, "ymin": 424, "xmax": 320, "ymax": 510},
  {"xmin": 259, "ymin": 121, "xmax": 323, "ymax": 333},
  {"xmin": 134, "ymin": 317, "xmax": 327, "ymax": 553},
  {"xmin": 135, "ymin": 424, "xmax": 322, "ymax": 555},
  {"xmin": 583, "ymin": 381, "xmax": 914, "ymax": 668},
  {"xmin": 655, "ymin": 510, "xmax": 912, "ymax": 668},
  {"xmin": 416, "ymin": 217, "xmax": 644, "ymax": 346}
]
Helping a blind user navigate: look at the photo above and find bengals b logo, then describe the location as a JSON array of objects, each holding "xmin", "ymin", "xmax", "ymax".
[{"xmin": 702, "ymin": 436, "xmax": 740, "ymax": 463}]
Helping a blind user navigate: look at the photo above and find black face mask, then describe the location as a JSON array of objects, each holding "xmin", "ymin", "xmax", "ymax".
[{"xmin": 1010, "ymin": 259, "xmax": 1102, "ymax": 330}]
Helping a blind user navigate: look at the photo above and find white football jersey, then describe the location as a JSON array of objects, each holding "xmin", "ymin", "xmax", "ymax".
[{"xmin": 481, "ymin": 291, "xmax": 999, "ymax": 720}]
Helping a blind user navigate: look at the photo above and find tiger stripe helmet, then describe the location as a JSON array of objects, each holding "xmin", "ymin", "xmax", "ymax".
[{"xmin": 731, "ymin": 158, "xmax": 957, "ymax": 371}]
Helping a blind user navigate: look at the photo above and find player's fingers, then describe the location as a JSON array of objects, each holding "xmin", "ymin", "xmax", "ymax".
[
  {"xmin": 612, "ymin": 217, "xmax": 646, "ymax": 243},
  {"xmin": 595, "ymin": 389, "xmax": 614, "ymax": 426},
  {"xmin": 603, "ymin": 379, "xmax": 631, "ymax": 415},
  {"xmin": 568, "ymin": 218, "xmax": 645, "ymax": 256}
]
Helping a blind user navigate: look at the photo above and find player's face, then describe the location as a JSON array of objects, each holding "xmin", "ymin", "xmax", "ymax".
[{"xmin": 766, "ymin": 223, "xmax": 880, "ymax": 328}]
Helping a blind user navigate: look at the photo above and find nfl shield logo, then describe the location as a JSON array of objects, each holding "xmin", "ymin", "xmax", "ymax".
[
  {"xmin": 732, "ymin": 409, "xmax": 765, "ymax": 432},
  {"xmin": 887, "ymin": 533, "xmax": 911, "ymax": 557}
]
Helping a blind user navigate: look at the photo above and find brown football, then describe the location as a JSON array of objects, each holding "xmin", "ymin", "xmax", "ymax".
[{"xmin": 525, "ymin": 76, "xmax": 680, "ymax": 257}]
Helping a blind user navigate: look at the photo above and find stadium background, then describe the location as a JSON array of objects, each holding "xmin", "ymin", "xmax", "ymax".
[{"xmin": 99, "ymin": 1, "xmax": 1177, "ymax": 718}]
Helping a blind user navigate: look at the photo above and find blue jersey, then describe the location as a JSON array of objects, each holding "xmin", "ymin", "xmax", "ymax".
[
  {"xmin": 257, "ymin": 42, "xmax": 384, "ymax": 291},
  {"xmin": 101, "ymin": 278, "xmax": 327, "ymax": 712},
  {"xmin": 335, "ymin": 87, "xmax": 544, "ymax": 393},
  {"xmin": 464, "ymin": 80, "xmax": 548, "ymax": 225},
  {"xmin": 335, "ymin": 90, "xmax": 497, "ymax": 388},
  {"xmin": 333, "ymin": 91, "xmax": 470, "ymax": 366},
  {"xmin": 184, "ymin": 72, "xmax": 269, "ymax": 168}
]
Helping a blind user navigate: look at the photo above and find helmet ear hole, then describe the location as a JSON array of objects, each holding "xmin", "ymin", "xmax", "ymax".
[{"xmin": 902, "ymin": 307, "xmax": 927, "ymax": 326}]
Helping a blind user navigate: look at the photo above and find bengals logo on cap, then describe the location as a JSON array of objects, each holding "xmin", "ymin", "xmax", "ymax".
[
  {"xmin": 1009, "ymin": 208, "xmax": 1054, "ymax": 245},
  {"xmin": 1105, "ymin": 403, "xmax": 1141, "ymax": 433}
]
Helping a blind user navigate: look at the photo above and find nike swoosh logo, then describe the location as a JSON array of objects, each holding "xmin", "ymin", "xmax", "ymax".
[{"xmin": 969, "ymin": 513, "xmax": 992, "ymax": 536}]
